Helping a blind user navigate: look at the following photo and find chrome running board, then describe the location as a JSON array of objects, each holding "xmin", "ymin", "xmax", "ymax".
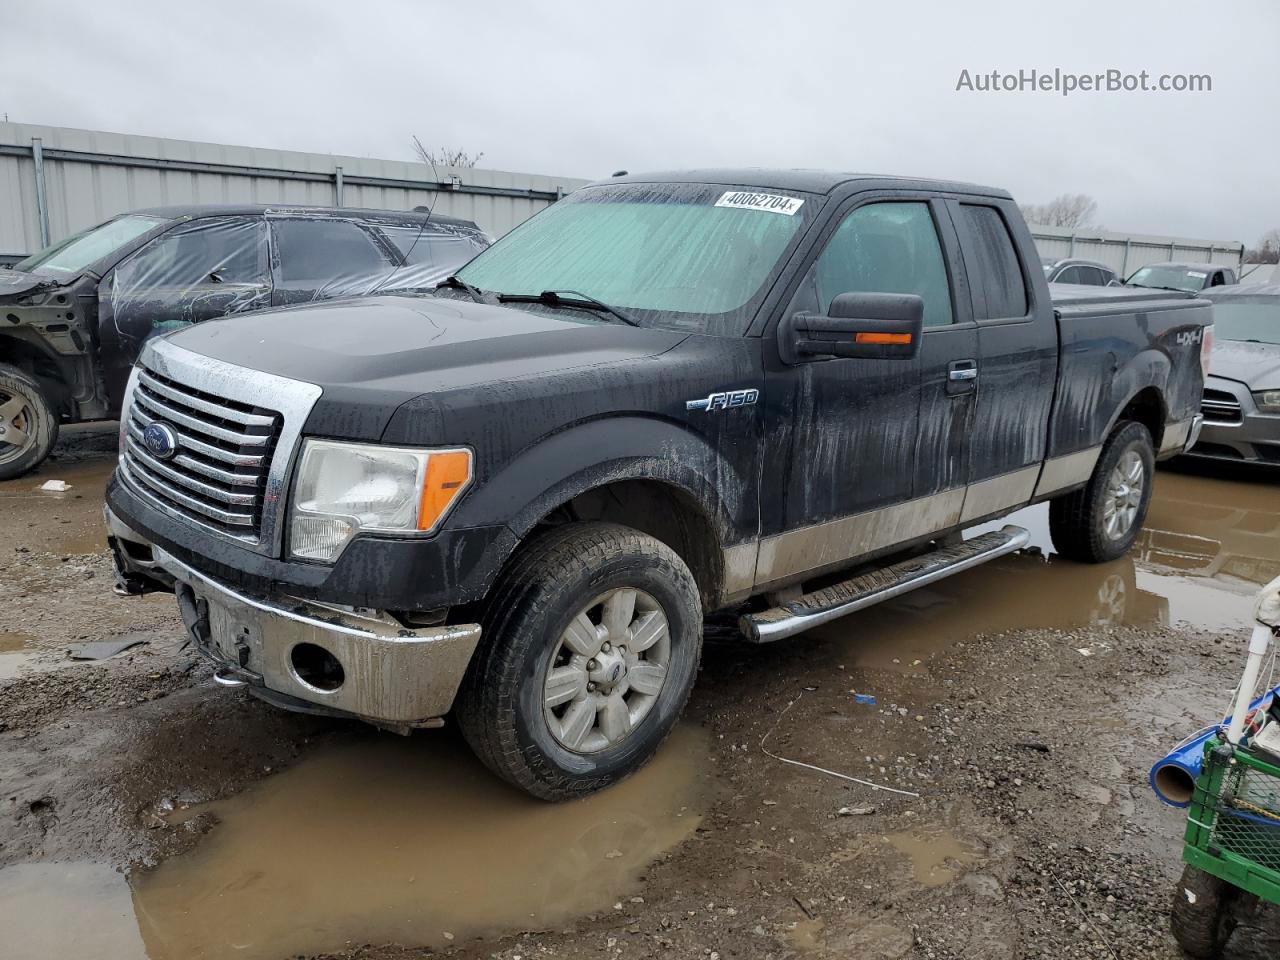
[{"xmin": 739, "ymin": 525, "xmax": 1031, "ymax": 643}]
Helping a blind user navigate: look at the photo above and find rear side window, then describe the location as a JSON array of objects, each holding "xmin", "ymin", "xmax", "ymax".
[
  {"xmin": 273, "ymin": 219, "xmax": 386, "ymax": 284},
  {"xmin": 1055, "ymin": 266, "xmax": 1081, "ymax": 284},
  {"xmin": 808, "ymin": 201, "xmax": 953, "ymax": 327},
  {"xmin": 956, "ymin": 204, "xmax": 1028, "ymax": 320}
]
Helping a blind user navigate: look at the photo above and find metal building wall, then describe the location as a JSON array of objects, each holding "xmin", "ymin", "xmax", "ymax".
[
  {"xmin": 1030, "ymin": 224, "xmax": 1243, "ymax": 278},
  {"xmin": 0, "ymin": 122, "xmax": 590, "ymax": 262}
]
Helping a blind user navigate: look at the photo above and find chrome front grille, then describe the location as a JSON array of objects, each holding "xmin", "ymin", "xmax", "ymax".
[
  {"xmin": 1201, "ymin": 388, "xmax": 1243, "ymax": 424},
  {"xmin": 123, "ymin": 365, "xmax": 283, "ymax": 538}
]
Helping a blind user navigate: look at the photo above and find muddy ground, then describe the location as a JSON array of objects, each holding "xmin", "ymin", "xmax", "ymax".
[{"xmin": 3, "ymin": 424, "xmax": 1280, "ymax": 959}]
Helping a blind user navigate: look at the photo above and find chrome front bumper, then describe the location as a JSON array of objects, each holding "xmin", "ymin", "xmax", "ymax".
[{"xmin": 106, "ymin": 507, "xmax": 481, "ymax": 729}]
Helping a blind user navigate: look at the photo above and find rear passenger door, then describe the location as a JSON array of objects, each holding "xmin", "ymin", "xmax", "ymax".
[
  {"xmin": 948, "ymin": 200, "xmax": 1057, "ymax": 524},
  {"xmin": 269, "ymin": 217, "xmax": 393, "ymax": 305}
]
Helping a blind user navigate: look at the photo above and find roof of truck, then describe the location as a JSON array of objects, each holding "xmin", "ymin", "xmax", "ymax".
[
  {"xmin": 597, "ymin": 169, "xmax": 1011, "ymax": 199},
  {"xmin": 127, "ymin": 204, "xmax": 481, "ymax": 230}
]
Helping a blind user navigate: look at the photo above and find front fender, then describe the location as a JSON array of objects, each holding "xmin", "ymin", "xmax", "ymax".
[{"xmin": 450, "ymin": 414, "xmax": 749, "ymax": 542}]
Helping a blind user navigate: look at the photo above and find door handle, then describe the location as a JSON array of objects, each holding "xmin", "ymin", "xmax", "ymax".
[{"xmin": 948, "ymin": 360, "xmax": 979, "ymax": 382}]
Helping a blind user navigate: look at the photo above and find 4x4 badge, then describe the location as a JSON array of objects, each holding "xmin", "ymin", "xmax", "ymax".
[{"xmin": 686, "ymin": 389, "xmax": 759, "ymax": 412}]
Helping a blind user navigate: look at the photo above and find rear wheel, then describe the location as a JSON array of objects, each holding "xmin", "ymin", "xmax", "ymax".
[
  {"xmin": 456, "ymin": 522, "xmax": 702, "ymax": 800},
  {"xmin": 1049, "ymin": 421, "xmax": 1154, "ymax": 563},
  {"xmin": 1170, "ymin": 864, "xmax": 1237, "ymax": 958},
  {"xmin": 0, "ymin": 363, "xmax": 58, "ymax": 480}
]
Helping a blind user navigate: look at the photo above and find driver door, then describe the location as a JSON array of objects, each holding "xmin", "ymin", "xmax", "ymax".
[{"xmin": 756, "ymin": 197, "xmax": 969, "ymax": 589}]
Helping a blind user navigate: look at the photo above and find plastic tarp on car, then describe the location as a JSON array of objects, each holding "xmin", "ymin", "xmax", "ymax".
[
  {"xmin": 102, "ymin": 212, "xmax": 489, "ymax": 352},
  {"xmin": 287, "ymin": 216, "xmax": 490, "ymax": 305},
  {"xmin": 103, "ymin": 216, "xmax": 272, "ymax": 354}
]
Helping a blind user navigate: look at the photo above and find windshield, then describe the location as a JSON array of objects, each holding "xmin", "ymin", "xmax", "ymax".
[
  {"xmin": 1209, "ymin": 298, "xmax": 1280, "ymax": 344},
  {"xmin": 456, "ymin": 182, "xmax": 816, "ymax": 335},
  {"xmin": 1127, "ymin": 264, "xmax": 1206, "ymax": 292},
  {"xmin": 14, "ymin": 215, "xmax": 169, "ymax": 278}
]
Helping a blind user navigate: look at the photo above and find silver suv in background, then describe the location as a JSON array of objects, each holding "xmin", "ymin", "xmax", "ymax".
[
  {"xmin": 1041, "ymin": 257, "xmax": 1121, "ymax": 286},
  {"xmin": 1189, "ymin": 283, "xmax": 1280, "ymax": 465}
]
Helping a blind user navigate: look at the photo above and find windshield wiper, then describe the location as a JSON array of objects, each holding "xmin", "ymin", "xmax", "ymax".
[
  {"xmin": 1130, "ymin": 283, "xmax": 1192, "ymax": 294},
  {"xmin": 498, "ymin": 289, "xmax": 641, "ymax": 327},
  {"xmin": 436, "ymin": 275, "xmax": 488, "ymax": 303}
]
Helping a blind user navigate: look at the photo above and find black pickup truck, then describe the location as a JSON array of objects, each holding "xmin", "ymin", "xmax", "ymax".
[{"xmin": 105, "ymin": 170, "xmax": 1212, "ymax": 800}]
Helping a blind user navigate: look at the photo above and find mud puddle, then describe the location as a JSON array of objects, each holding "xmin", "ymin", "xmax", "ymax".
[
  {"xmin": 0, "ymin": 862, "xmax": 148, "ymax": 960},
  {"xmin": 816, "ymin": 468, "xmax": 1280, "ymax": 672},
  {"xmin": 884, "ymin": 829, "xmax": 980, "ymax": 887},
  {"xmin": 4, "ymin": 726, "xmax": 708, "ymax": 960},
  {"xmin": 0, "ymin": 630, "xmax": 36, "ymax": 680},
  {"xmin": 0, "ymin": 454, "xmax": 114, "ymax": 556}
]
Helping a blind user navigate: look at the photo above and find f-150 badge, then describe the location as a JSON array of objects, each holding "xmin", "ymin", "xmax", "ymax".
[{"xmin": 687, "ymin": 389, "xmax": 759, "ymax": 412}]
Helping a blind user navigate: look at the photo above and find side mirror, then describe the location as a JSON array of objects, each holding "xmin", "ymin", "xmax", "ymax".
[{"xmin": 779, "ymin": 292, "xmax": 924, "ymax": 363}]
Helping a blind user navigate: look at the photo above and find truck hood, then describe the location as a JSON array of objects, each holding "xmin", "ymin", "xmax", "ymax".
[
  {"xmin": 161, "ymin": 295, "xmax": 688, "ymax": 440},
  {"xmin": 1211, "ymin": 339, "xmax": 1280, "ymax": 390},
  {"xmin": 0, "ymin": 268, "xmax": 57, "ymax": 301}
]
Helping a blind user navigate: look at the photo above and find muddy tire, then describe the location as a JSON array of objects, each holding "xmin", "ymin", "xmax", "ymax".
[
  {"xmin": 0, "ymin": 363, "xmax": 59, "ymax": 481},
  {"xmin": 456, "ymin": 522, "xmax": 702, "ymax": 801},
  {"xmin": 1048, "ymin": 421, "xmax": 1154, "ymax": 564},
  {"xmin": 1170, "ymin": 864, "xmax": 1237, "ymax": 958}
]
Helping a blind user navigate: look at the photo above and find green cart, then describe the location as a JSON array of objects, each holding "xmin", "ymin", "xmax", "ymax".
[{"xmin": 1173, "ymin": 736, "xmax": 1280, "ymax": 956}]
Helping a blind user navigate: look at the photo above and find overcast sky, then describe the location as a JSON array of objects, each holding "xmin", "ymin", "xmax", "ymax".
[{"xmin": 4, "ymin": 0, "xmax": 1277, "ymax": 244}]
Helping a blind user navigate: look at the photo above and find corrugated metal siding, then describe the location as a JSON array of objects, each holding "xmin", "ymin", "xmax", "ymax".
[
  {"xmin": 0, "ymin": 121, "xmax": 589, "ymax": 260},
  {"xmin": 1031, "ymin": 224, "xmax": 1243, "ymax": 276},
  {"xmin": 1, "ymin": 122, "xmax": 1247, "ymax": 279}
]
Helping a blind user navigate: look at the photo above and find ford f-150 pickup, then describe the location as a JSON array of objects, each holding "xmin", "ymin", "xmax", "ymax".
[{"xmin": 105, "ymin": 170, "xmax": 1212, "ymax": 799}]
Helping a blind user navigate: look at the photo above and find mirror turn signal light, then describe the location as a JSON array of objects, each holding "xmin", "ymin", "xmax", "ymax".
[
  {"xmin": 417, "ymin": 450, "xmax": 473, "ymax": 531},
  {"xmin": 854, "ymin": 332, "xmax": 913, "ymax": 345}
]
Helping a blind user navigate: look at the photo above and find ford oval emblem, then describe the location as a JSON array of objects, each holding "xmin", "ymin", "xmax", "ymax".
[{"xmin": 142, "ymin": 422, "xmax": 179, "ymax": 460}]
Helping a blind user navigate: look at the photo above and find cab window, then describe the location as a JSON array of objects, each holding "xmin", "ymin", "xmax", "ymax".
[
  {"xmin": 955, "ymin": 204, "xmax": 1029, "ymax": 320},
  {"xmin": 802, "ymin": 201, "xmax": 953, "ymax": 327}
]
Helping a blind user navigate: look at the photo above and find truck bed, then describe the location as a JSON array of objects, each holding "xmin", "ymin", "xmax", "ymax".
[
  {"xmin": 1046, "ymin": 283, "xmax": 1212, "ymax": 461},
  {"xmin": 1048, "ymin": 282, "xmax": 1200, "ymax": 308}
]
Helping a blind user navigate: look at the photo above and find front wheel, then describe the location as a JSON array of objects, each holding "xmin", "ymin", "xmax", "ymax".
[
  {"xmin": 0, "ymin": 363, "xmax": 59, "ymax": 481},
  {"xmin": 456, "ymin": 522, "xmax": 702, "ymax": 800},
  {"xmin": 1049, "ymin": 421, "xmax": 1155, "ymax": 563}
]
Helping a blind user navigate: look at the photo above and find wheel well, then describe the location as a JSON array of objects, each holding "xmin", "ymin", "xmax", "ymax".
[
  {"xmin": 538, "ymin": 479, "xmax": 724, "ymax": 610},
  {"xmin": 1117, "ymin": 387, "xmax": 1165, "ymax": 450},
  {"xmin": 0, "ymin": 334, "xmax": 72, "ymax": 413}
]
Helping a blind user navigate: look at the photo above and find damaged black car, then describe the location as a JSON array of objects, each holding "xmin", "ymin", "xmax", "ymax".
[{"xmin": 0, "ymin": 205, "xmax": 489, "ymax": 478}]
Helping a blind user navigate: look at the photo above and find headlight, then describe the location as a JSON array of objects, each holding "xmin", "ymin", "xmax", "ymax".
[
  {"xmin": 289, "ymin": 440, "xmax": 472, "ymax": 562},
  {"xmin": 1256, "ymin": 390, "xmax": 1280, "ymax": 414}
]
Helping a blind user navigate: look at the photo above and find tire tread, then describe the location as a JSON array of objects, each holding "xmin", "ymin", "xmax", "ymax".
[
  {"xmin": 1048, "ymin": 421, "xmax": 1153, "ymax": 564},
  {"xmin": 456, "ymin": 522, "xmax": 701, "ymax": 800}
]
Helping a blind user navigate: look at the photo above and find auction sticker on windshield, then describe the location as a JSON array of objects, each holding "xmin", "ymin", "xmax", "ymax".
[{"xmin": 714, "ymin": 191, "xmax": 805, "ymax": 216}]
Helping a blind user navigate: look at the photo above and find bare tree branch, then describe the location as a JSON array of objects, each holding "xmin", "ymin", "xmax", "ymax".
[
  {"xmin": 411, "ymin": 135, "xmax": 484, "ymax": 170},
  {"xmin": 1244, "ymin": 228, "xmax": 1280, "ymax": 264},
  {"xmin": 1019, "ymin": 194, "xmax": 1099, "ymax": 230}
]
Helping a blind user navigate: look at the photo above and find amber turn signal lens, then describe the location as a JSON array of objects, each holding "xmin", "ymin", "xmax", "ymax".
[
  {"xmin": 854, "ymin": 332, "xmax": 913, "ymax": 345},
  {"xmin": 417, "ymin": 450, "xmax": 473, "ymax": 531}
]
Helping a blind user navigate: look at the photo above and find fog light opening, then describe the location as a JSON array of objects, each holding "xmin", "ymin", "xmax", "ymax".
[{"xmin": 290, "ymin": 643, "xmax": 345, "ymax": 692}]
